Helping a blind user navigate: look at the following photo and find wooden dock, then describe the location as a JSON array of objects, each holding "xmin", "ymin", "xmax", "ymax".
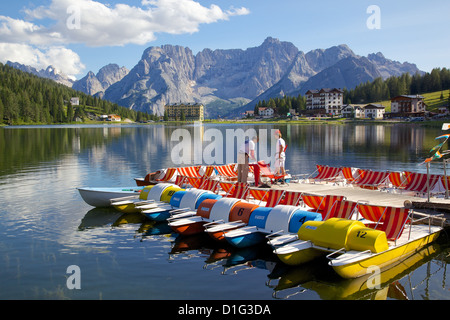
[{"xmin": 269, "ymin": 181, "xmax": 450, "ymax": 225}]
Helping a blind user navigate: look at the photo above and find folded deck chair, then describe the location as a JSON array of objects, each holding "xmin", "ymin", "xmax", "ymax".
[{"xmin": 354, "ymin": 170, "xmax": 390, "ymax": 190}]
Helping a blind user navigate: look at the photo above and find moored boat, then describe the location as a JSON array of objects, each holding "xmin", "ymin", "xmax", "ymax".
[
  {"xmin": 111, "ymin": 183, "xmax": 182, "ymax": 213},
  {"xmin": 224, "ymin": 205, "xmax": 323, "ymax": 248},
  {"xmin": 77, "ymin": 186, "xmax": 145, "ymax": 207},
  {"xmin": 141, "ymin": 189, "xmax": 222, "ymax": 221},
  {"xmin": 274, "ymin": 205, "xmax": 445, "ymax": 279},
  {"xmin": 168, "ymin": 197, "xmax": 241, "ymax": 236}
]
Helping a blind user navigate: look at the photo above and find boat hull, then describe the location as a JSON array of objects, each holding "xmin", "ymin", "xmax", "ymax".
[
  {"xmin": 169, "ymin": 220, "xmax": 207, "ymax": 236},
  {"xmin": 224, "ymin": 227, "xmax": 267, "ymax": 248},
  {"xmin": 277, "ymin": 247, "xmax": 326, "ymax": 266},
  {"xmin": 77, "ymin": 187, "xmax": 143, "ymax": 207},
  {"xmin": 331, "ymin": 231, "xmax": 441, "ymax": 279}
]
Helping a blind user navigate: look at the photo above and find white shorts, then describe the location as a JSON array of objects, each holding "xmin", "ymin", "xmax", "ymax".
[{"xmin": 275, "ymin": 157, "xmax": 285, "ymax": 169}]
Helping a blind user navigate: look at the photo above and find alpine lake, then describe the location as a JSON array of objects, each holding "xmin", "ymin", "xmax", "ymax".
[{"xmin": 1, "ymin": 122, "xmax": 450, "ymax": 302}]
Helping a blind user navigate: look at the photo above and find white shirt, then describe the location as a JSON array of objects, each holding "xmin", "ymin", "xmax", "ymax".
[
  {"xmin": 239, "ymin": 140, "xmax": 255, "ymax": 154},
  {"xmin": 276, "ymin": 138, "xmax": 286, "ymax": 158}
]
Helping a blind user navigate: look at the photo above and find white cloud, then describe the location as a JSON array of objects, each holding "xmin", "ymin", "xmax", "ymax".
[
  {"xmin": 0, "ymin": 0, "xmax": 249, "ymax": 77},
  {"xmin": 0, "ymin": 43, "xmax": 85, "ymax": 78},
  {"xmin": 17, "ymin": 0, "xmax": 250, "ymax": 47}
]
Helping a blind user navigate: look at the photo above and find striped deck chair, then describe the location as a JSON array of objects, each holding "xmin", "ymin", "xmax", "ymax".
[
  {"xmin": 264, "ymin": 189, "xmax": 285, "ymax": 207},
  {"xmin": 227, "ymin": 182, "xmax": 249, "ymax": 200},
  {"xmin": 174, "ymin": 175, "xmax": 187, "ymax": 187},
  {"xmin": 441, "ymin": 175, "xmax": 450, "ymax": 194},
  {"xmin": 378, "ymin": 207, "xmax": 411, "ymax": 242},
  {"xmin": 177, "ymin": 166, "xmax": 201, "ymax": 178},
  {"xmin": 215, "ymin": 164, "xmax": 238, "ymax": 180},
  {"xmin": 202, "ymin": 165, "xmax": 215, "ymax": 178},
  {"xmin": 156, "ymin": 168, "xmax": 177, "ymax": 182},
  {"xmin": 403, "ymin": 172, "xmax": 441, "ymax": 194},
  {"xmin": 200, "ymin": 179, "xmax": 220, "ymax": 193},
  {"xmin": 187, "ymin": 176, "xmax": 206, "ymax": 189},
  {"xmin": 280, "ymin": 191, "xmax": 303, "ymax": 206},
  {"xmin": 389, "ymin": 172, "xmax": 407, "ymax": 189},
  {"xmin": 301, "ymin": 194, "xmax": 326, "ymax": 211},
  {"xmin": 310, "ymin": 165, "xmax": 342, "ymax": 182},
  {"xmin": 323, "ymin": 200, "xmax": 357, "ymax": 220},
  {"xmin": 322, "ymin": 195, "xmax": 346, "ymax": 216},
  {"xmin": 342, "ymin": 167, "xmax": 362, "ymax": 184},
  {"xmin": 357, "ymin": 203, "xmax": 386, "ymax": 225},
  {"xmin": 249, "ymin": 188, "xmax": 269, "ymax": 202},
  {"xmin": 354, "ymin": 170, "xmax": 390, "ymax": 190},
  {"xmin": 219, "ymin": 182, "xmax": 235, "ymax": 195}
]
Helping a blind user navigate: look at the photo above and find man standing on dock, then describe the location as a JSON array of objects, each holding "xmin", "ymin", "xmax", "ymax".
[{"xmin": 237, "ymin": 136, "xmax": 258, "ymax": 183}]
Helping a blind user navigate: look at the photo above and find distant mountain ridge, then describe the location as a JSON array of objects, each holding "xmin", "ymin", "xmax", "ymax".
[{"xmin": 6, "ymin": 37, "xmax": 424, "ymax": 118}]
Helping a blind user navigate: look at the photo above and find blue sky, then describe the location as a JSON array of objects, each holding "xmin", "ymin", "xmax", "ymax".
[{"xmin": 0, "ymin": 0, "xmax": 449, "ymax": 79}]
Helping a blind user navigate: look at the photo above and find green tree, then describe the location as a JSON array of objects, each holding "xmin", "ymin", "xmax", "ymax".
[
  {"xmin": 163, "ymin": 110, "xmax": 169, "ymax": 121},
  {"xmin": 67, "ymin": 102, "xmax": 74, "ymax": 122}
]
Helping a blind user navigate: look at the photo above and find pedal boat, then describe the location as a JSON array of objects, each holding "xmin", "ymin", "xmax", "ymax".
[
  {"xmin": 139, "ymin": 189, "xmax": 221, "ymax": 221},
  {"xmin": 274, "ymin": 213, "xmax": 444, "ymax": 279},
  {"xmin": 224, "ymin": 205, "xmax": 322, "ymax": 248},
  {"xmin": 110, "ymin": 183, "xmax": 182, "ymax": 214},
  {"xmin": 168, "ymin": 198, "xmax": 240, "ymax": 236}
]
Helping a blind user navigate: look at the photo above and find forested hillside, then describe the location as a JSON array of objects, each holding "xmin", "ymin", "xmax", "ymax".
[
  {"xmin": 0, "ymin": 63, "xmax": 155, "ymax": 125},
  {"xmin": 255, "ymin": 68, "xmax": 450, "ymax": 115}
]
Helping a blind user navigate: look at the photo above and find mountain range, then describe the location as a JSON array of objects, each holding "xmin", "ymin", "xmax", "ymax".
[{"xmin": 7, "ymin": 37, "xmax": 423, "ymax": 118}]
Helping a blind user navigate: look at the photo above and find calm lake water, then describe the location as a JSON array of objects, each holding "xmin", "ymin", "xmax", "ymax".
[{"xmin": 1, "ymin": 122, "xmax": 450, "ymax": 301}]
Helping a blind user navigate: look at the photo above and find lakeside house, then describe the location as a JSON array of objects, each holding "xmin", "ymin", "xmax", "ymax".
[
  {"xmin": 390, "ymin": 95, "xmax": 426, "ymax": 117},
  {"xmin": 341, "ymin": 104, "xmax": 386, "ymax": 119},
  {"xmin": 305, "ymin": 88, "xmax": 344, "ymax": 117},
  {"xmin": 165, "ymin": 103, "xmax": 204, "ymax": 121},
  {"xmin": 258, "ymin": 107, "xmax": 275, "ymax": 118},
  {"xmin": 364, "ymin": 104, "xmax": 386, "ymax": 120},
  {"xmin": 341, "ymin": 104, "xmax": 365, "ymax": 118}
]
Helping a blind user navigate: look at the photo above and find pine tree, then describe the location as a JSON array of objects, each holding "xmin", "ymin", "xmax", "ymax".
[{"xmin": 67, "ymin": 102, "xmax": 74, "ymax": 122}]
